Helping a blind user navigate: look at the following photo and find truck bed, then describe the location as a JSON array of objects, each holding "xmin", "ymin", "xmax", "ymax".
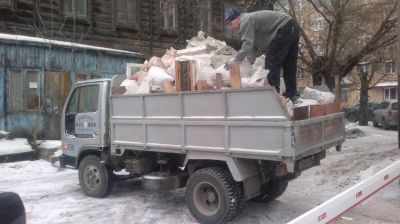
[{"xmin": 109, "ymin": 87, "xmax": 345, "ymax": 166}]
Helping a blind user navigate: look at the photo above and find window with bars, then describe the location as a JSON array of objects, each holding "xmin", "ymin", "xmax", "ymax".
[
  {"xmin": 63, "ymin": 0, "xmax": 89, "ymax": 19},
  {"xmin": 114, "ymin": 0, "xmax": 138, "ymax": 28},
  {"xmin": 194, "ymin": 0, "xmax": 211, "ymax": 33},
  {"xmin": 159, "ymin": 0, "xmax": 177, "ymax": 32},
  {"xmin": 7, "ymin": 70, "xmax": 40, "ymax": 112}
]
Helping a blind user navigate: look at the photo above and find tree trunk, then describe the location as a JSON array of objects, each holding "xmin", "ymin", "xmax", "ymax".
[
  {"xmin": 312, "ymin": 72, "xmax": 323, "ymax": 85},
  {"xmin": 359, "ymin": 74, "xmax": 369, "ymax": 126}
]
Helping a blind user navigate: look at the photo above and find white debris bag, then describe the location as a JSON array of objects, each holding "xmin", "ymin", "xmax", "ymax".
[
  {"xmin": 302, "ymin": 86, "xmax": 335, "ymax": 104},
  {"xmin": 147, "ymin": 66, "xmax": 174, "ymax": 85},
  {"xmin": 137, "ymin": 76, "xmax": 152, "ymax": 94},
  {"xmin": 120, "ymin": 79, "xmax": 139, "ymax": 94}
]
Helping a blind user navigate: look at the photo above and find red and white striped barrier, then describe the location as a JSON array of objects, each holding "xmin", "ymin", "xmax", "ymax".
[{"xmin": 288, "ymin": 159, "xmax": 400, "ymax": 224}]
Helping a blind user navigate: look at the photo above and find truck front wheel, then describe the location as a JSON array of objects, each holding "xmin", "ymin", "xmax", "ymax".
[
  {"xmin": 252, "ymin": 179, "xmax": 288, "ymax": 203},
  {"xmin": 78, "ymin": 155, "xmax": 114, "ymax": 198},
  {"xmin": 186, "ymin": 167, "xmax": 243, "ymax": 224}
]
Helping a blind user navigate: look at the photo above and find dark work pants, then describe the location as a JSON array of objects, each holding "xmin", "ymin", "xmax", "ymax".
[{"xmin": 266, "ymin": 19, "xmax": 300, "ymax": 98}]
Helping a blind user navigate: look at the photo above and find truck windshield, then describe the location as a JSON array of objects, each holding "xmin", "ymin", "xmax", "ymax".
[
  {"xmin": 67, "ymin": 85, "xmax": 99, "ymax": 114},
  {"xmin": 65, "ymin": 85, "xmax": 99, "ymax": 136}
]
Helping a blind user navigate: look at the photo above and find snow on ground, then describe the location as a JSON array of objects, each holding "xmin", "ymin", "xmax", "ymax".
[
  {"xmin": 0, "ymin": 123, "xmax": 399, "ymax": 224},
  {"xmin": 0, "ymin": 138, "xmax": 32, "ymax": 155},
  {"xmin": 38, "ymin": 140, "xmax": 61, "ymax": 149}
]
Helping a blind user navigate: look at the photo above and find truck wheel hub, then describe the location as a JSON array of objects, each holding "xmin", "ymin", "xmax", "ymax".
[
  {"xmin": 85, "ymin": 165, "xmax": 100, "ymax": 188},
  {"xmin": 194, "ymin": 182, "xmax": 220, "ymax": 216}
]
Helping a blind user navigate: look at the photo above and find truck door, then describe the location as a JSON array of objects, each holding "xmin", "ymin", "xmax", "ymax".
[{"xmin": 62, "ymin": 83, "xmax": 104, "ymax": 159}]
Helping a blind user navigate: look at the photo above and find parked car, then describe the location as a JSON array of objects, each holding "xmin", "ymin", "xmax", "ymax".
[
  {"xmin": 372, "ymin": 100, "xmax": 398, "ymax": 129},
  {"xmin": 344, "ymin": 102, "xmax": 380, "ymax": 122},
  {"xmin": 0, "ymin": 192, "xmax": 26, "ymax": 224}
]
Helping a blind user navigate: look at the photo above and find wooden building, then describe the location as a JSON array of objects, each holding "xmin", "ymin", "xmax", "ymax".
[
  {"xmin": 0, "ymin": 0, "xmax": 237, "ymax": 57},
  {"xmin": 0, "ymin": 33, "xmax": 144, "ymax": 139}
]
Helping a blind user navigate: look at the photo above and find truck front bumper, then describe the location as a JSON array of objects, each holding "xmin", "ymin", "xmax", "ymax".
[{"xmin": 59, "ymin": 154, "xmax": 77, "ymax": 169}]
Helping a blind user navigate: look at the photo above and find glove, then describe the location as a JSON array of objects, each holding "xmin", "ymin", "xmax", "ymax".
[
  {"xmin": 224, "ymin": 62, "xmax": 230, "ymax": 70},
  {"xmin": 224, "ymin": 58, "xmax": 237, "ymax": 70}
]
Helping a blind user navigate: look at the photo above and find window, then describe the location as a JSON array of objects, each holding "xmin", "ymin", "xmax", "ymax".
[
  {"xmin": 67, "ymin": 85, "xmax": 99, "ymax": 114},
  {"xmin": 299, "ymin": 21, "xmax": 304, "ymax": 29},
  {"xmin": 384, "ymin": 6, "xmax": 396, "ymax": 20},
  {"xmin": 63, "ymin": 0, "xmax": 89, "ymax": 19},
  {"xmin": 313, "ymin": 18, "xmax": 323, "ymax": 31},
  {"xmin": 359, "ymin": 63, "xmax": 370, "ymax": 75},
  {"xmin": 26, "ymin": 71, "xmax": 40, "ymax": 110},
  {"xmin": 384, "ymin": 87, "xmax": 397, "ymax": 100},
  {"xmin": 194, "ymin": 0, "xmax": 211, "ymax": 33},
  {"xmin": 384, "ymin": 60, "xmax": 395, "ymax": 74},
  {"xmin": 359, "ymin": 35, "xmax": 371, "ymax": 48},
  {"xmin": 275, "ymin": 0, "xmax": 289, "ymax": 12},
  {"xmin": 392, "ymin": 102, "xmax": 398, "ymax": 110},
  {"xmin": 298, "ymin": 44, "xmax": 304, "ymax": 55},
  {"xmin": 297, "ymin": 0, "xmax": 304, "ymax": 11},
  {"xmin": 159, "ymin": 0, "xmax": 177, "ymax": 33},
  {"xmin": 7, "ymin": 70, "xmax": 40, "ymax": 112},
  {"xmin": 114, "ymin": 0, "xmax": 138, "ymax": 28},
  {"xmin": 314, "ymin": 42, "xmax": 323, "ymax": 55},
  {"xmin": 297, "ymin": 68, "xmax": 305, "ymax": 79}
]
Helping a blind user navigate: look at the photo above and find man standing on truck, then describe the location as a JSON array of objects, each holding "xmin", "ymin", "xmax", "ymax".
[{"xmin": 225, "ymin": 8, "xmax": 301, "ymax": 102}]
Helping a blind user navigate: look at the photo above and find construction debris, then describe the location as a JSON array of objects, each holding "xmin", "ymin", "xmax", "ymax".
[{"xmin": 119, "ymin": 31, "xmax": 337, "ymax": 118}]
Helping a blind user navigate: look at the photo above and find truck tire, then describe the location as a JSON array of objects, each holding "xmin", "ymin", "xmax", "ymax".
[
  {"xmin": 78, "ymin": 155, "xmax": 114, "ymax": 198},
  {"xmin": 252, "ymin": 179, "xmax": 288, "ymax": 203},
  {"xmin": 186, "ymin": 167, "xmax": 244, "ymax": 224},
  {"xmin": 382, "ymin": 119, "xmax": 389, "ymax": 130},
  {"xmin": 373, "ymin": 120, "xmax": 379, "ymax": 127}
]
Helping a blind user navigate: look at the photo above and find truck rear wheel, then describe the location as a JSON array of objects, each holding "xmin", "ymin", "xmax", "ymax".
[
  {"xmin": 252, "ymin": 179, "xmax": 288, "ymax": 203},
  {"xmin": 78, "ymin": 155, "xmax": 114, "ymax": 198},
  {"xmin": 186, "ymin": 167, "xmax": 243, "ymax": 224}
]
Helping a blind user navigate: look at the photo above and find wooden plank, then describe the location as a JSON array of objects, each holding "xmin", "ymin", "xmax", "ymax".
[
  {"xmin": 293, "ymin": 106, "xmax": 309, "ymax": 121},
  {"xmin": 175, "ymin": 60, "xmax": 192, "ymax": 91},
  {"xmin": 310, "ymin": 104, "xmax": 326, "ymax": 118},
  {"xmin": 325, "ymin": 102, "xmax": 340, "ymax": 115},
  {"xmin": 215, "ymin": 73, "xmax": 222, "ymax": 90},
  {"xmin": 229, "ymin": 62, "xmax": 241, "ymax": 89},
  {"xmin": 175, "ymin": 61, "xmax": 182, "ymax": 91},
  {"xmin": 188, "ymin": 61, "xmax": 196, "ymax": 91}
]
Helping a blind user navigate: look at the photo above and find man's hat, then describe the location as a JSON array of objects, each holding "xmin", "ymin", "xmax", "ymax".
[{"xmin": 224, "ymin": 8, "xmax": 240, "ymax": 25}]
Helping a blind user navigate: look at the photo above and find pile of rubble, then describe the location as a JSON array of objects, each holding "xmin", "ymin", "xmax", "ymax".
[
  {"xmin": 119, "ymin": 31, "xmax": 336, "ymax": 115},
  {"xmin": 120, "ymin": 31, "xmax": 271, "ymax": 94}
]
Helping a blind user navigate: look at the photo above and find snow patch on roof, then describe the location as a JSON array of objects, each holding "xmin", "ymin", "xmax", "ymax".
[
  {"xmin": 0, "ymin": 33, "xmax": 142, "ymax": 56},
  {"xmin": 376, "ymin": 81, "xmax": 397, "ymax": 87}
]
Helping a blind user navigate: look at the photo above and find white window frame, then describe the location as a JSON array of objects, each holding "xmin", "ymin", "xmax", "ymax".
[
  {"xmin": 313, "ymin": 18, "xmax": 323, "ymax": 31},
  {"xmin": 297, "ymin": 68, "xmax": 305, "ymax": 79},
  {"xmin": 384, "ymin": 87, "xmax": 397, "ymax": 100},
  {"xmin": 314, "ymin": 42, "xmax": 323, "ymax": 55},
  {"xmin": 384, "ymin": 60, "xmax": 395, "ymax": 74},
  {"xmin": 297, "ymin": 0, "xmax": 304, "ymax": 11}
]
